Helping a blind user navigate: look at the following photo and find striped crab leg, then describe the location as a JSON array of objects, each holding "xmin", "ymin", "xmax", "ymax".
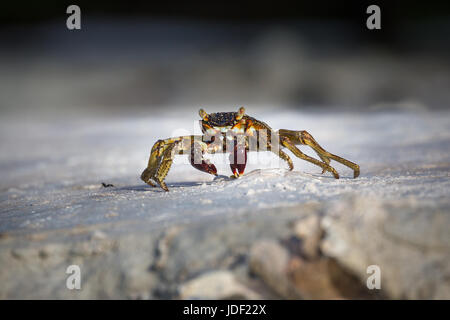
[
  {"xmin": 141, "ymin": 135, "xmax": 221, "ymax": 191},
  {"xmin": 278, "ymin": 129, "xmax": 360, "ymax": 178}
]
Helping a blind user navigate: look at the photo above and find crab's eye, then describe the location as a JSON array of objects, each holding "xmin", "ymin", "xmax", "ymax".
[
  {"xmin": 236, "ymin": 106, "xmax": 245, "ymax": 120},
  {"xmin": 199, "ymin": 108, "xmax": 208, "ymax": 121}
]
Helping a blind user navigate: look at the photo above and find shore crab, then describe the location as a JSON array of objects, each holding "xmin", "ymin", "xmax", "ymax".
[{"xmin": 141, "ymin": 107, "xmax": 360, "ymax": 191}]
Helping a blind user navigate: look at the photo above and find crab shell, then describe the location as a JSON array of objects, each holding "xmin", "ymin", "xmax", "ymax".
[{"xmin": 198, "ymin": 106, "xmax": 271, "ymax": 138}]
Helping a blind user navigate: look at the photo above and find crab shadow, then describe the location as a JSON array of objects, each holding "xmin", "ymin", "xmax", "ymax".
[
  {"xmin": 114, "ymin": 175, "xmax": 232, "ymax": 193},
  {"xmin": 109, "ymin": 171, "xmax": 346, "ymax": 193},
  {"xmin": 115, "ymin": 181, "xmax": 211, "ymax": 193}
]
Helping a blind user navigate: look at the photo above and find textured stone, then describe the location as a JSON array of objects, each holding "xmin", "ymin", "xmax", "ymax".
[
  {"xmin": 249, "ymin": 240, "xmax": 302, "ymax": 299},
  {"xmin": 321, "ymin": 197, "xmax": 450, "ymax": 299},
  {"xmin": 178, "ymin": 270, "xmax": 260, "ymax": 299},
  {"xmin": 293, "ymin": 214, "xmax": 323, "ymax": 259}
]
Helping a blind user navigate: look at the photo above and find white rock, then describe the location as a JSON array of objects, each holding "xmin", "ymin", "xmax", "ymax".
[{"xmin": 179, "ymin": 270, "xmax": 260, "ymax": 300}]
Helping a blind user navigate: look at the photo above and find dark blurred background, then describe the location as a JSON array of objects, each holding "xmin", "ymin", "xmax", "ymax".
[{"xmin": 1, "ymin": 1, "xmax": 449, "ymax": 116}]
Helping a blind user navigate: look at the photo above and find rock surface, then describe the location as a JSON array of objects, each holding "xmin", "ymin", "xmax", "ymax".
[
  {"xmin": 178, "ymin": 270, "xmax": 261, "ymax": 300},
  {"xmin": 0, "ymin": 110, "xmax": 449, "ymax": 299},
  {"xmin": 321, "ymin": 197, "xmax": 450, "ymax": 299}
]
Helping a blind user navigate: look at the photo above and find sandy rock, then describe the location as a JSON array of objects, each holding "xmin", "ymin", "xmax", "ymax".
[
  {"xmin": 288, "ymin": 256, "xmax": 381, "ymax": 299},
  {"xmin": 178, "ymin": 270, "xmax": 260, "ymax": 300},
  {"xmin": 293, "ymin": 214, "xmax": 323, "ymax": 259},
  {"xmin": 249, "ymin": 240, "xmax": 302, "ymax": 299},
  {"xmin": 288, "ymin": 257, "xmax": 342, "ymax": 299},
  {"xmin": 153, "ymin": 226, "xmax": 182, "ymax": 271},
  {"xmin": 248, "ymin": 237, "xmax": 376, "ymax": 300},
  {"xmin": 321, "ymin": 197, "xmax": 450, "ymax": 299}
]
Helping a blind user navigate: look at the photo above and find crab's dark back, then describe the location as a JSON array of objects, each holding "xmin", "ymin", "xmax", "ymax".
[
  {"xmin": 207, "ymin": 112, "xmax": 273, "ymax": 131},
  {"xmin": 207, "ymin": 112, "xmax": 238, "ymax": 127}
]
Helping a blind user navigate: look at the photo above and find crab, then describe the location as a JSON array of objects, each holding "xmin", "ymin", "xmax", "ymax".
[{"xmin": 141, "ymin": 107, "xmax": 360, "ymax": 191}]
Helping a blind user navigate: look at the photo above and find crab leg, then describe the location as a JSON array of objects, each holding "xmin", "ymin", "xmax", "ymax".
[
  {"xmin": 278, "ymin": 129, "xmax": 360, "ymax": 178},
  {"xmin": 281, "ymin": 137, "xmax": 340, "ymax": 178},
  {"xmin": 141, "ymin": 135, "xmax": 221, "ymax": 191},
  {"xmin": 141, "ymin": 137, "xmax": 184, "ymax": 191},
  {"xmin": 153, "ymin": 143, "xmax": 177, "ymax": 191},
  {"xmin": 260, "ymin": 131, "xmax": 295, "ymax": 171},
  {"xmin": 270, "ymin": 147, "xmax": 294, "ymax": 171},
  {"xmin": 229, "ymin": 136, "xmax": 248, "ymax": 178},
  {"xmin": 141, "ymin": 139, "xmax": 169, "ymax": 188}
]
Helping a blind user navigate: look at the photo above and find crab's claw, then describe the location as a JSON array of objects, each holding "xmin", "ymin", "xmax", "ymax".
[
  {"xmin": 229, "ymin": 138, "xmax": 247, "ymax": 178},
  {"xmin": 191, "ymin": 160, "xmax": 218, "ymax": 176},
  {"xmin": 190, "ymin": 140, "xmax": 218, "ymax": 176}
]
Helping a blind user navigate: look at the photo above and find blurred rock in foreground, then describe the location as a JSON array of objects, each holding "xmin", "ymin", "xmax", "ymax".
[{"xmin": 0, "ymin": 197, "xmax": 448, "ymax": 299}]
